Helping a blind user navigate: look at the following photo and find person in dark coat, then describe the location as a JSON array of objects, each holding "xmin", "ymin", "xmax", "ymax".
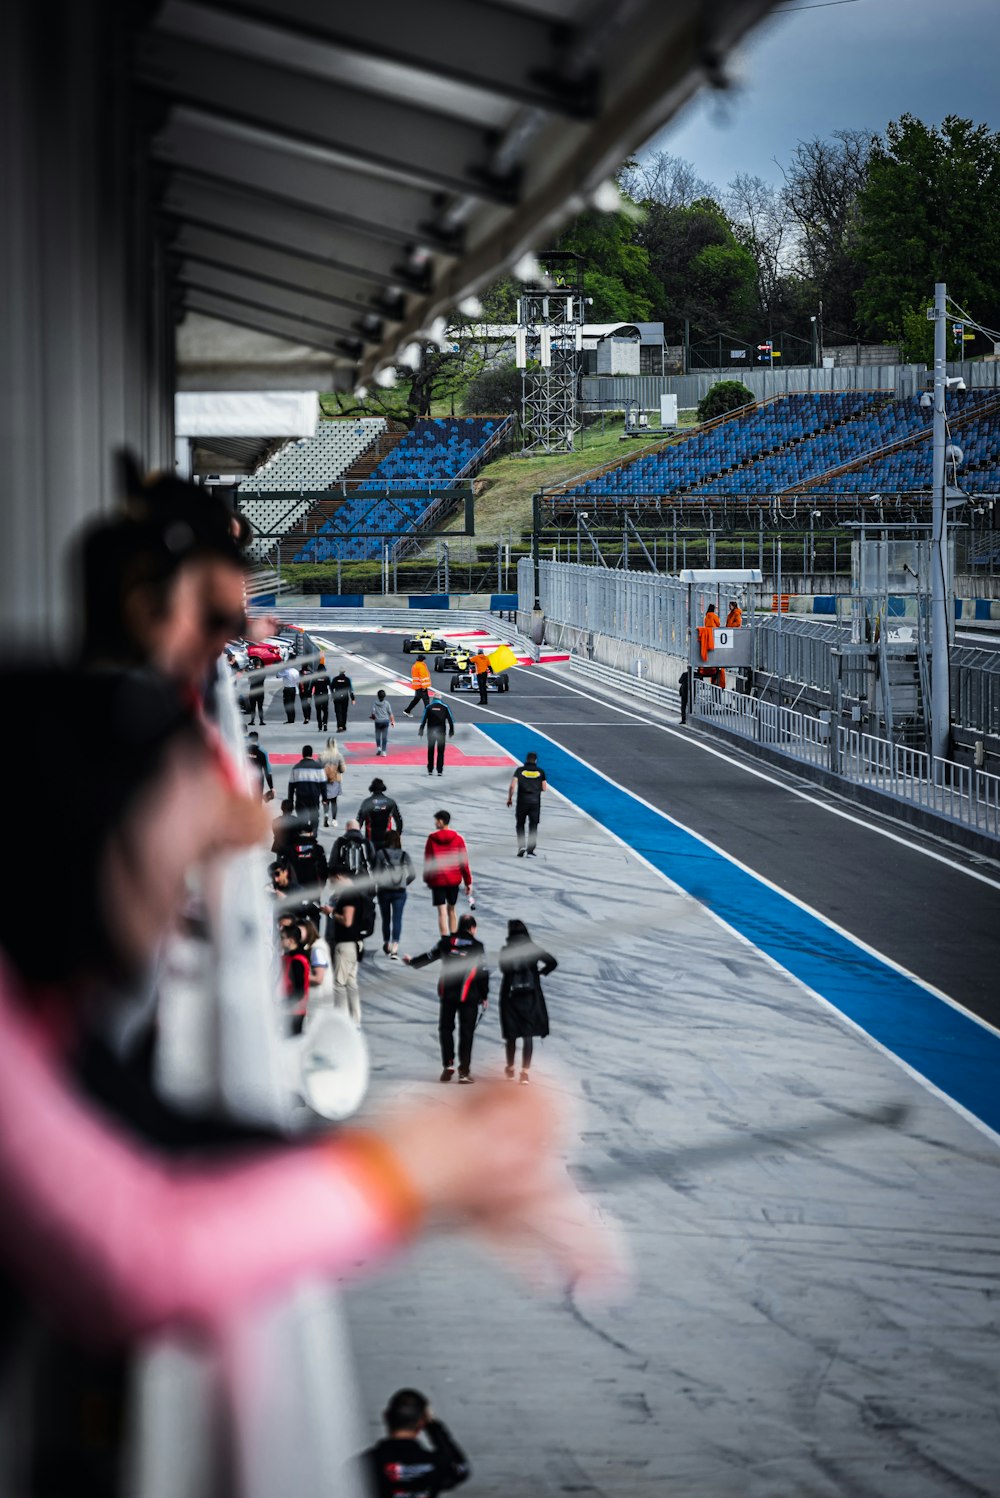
[
  {"xmin": 498, "ymin": 919, "xmax": 556, "ymax": 1084},
  {"xmin": 310, "ymin": 656, "xmax": 332, "ymax": 732},
  {"xmin": 678, "ymin": 666, "xmax": 691, "ymax": 725}
]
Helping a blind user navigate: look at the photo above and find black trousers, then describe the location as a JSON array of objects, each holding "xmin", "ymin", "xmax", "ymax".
[
  {"xmin": 515, "ymin": 801, "xmax": 540, "ymax": 852},
  {"xmin": 299, "ymin": 687, "xmax": 312, "ymax": 723},
  {"xmin": 476, "ymin": 671, "xmax": 488, "ymax": 704},
  {"xmin": 506, "ymin": 1036, "xmax": 534, "ymax": 1069},
  {"xmin": 248, "ymin": 690, "xmax": 265, "ymax": 724},
  {"xmin": 282, "ymin": 687, "xmax": 297, "ymax": 722},
  {"xmin": 314, "ymin": 696, "xmax": 329, "ymax": 731},
  {"xmin": 426, "ymin": 728, "xmax": 447, "ymax": 773},
  {"xmin": 333, "ymin": 696, "xmax": 350, "ymax": 731},
  {"xmin": 405, "ymin": 687, "xmax": 430, "ymax": 715},
  {"xmin": 440, "ymin": 996, "xmax": 479, "ymax": 1072}
]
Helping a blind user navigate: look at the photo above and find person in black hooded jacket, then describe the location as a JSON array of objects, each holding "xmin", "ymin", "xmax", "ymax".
[
  {"xmin": 404, "ymin": 915, "xmax": 488, "ymax": 1083},
  {"xmin": 363, "ymin": 1387, "xmax": 470, "ymax": 1498},
  {"xmin": 498, "ymin": 919, "xmax": 556, "ymax": 1084}
]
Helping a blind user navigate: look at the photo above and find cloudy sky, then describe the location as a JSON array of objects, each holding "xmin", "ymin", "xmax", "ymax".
[{"xmin": 644, "ymin": 0, "xmax": 1000, "ymax": 192}]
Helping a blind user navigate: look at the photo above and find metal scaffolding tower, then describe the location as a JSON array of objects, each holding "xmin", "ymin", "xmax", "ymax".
[{"xmin": 517, "ymin": 252, "xmax": 586, "ymax": 454}]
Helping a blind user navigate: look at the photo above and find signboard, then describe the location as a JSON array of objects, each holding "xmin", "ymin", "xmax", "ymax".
[{"xmin": 730, "ymin": 348, "xmax": 747, "ymax": 359}]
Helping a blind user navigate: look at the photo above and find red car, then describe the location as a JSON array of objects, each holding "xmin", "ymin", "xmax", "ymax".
[{"xmin": 246, "ymin": 641, "xmax": 283, "ymax": 666}]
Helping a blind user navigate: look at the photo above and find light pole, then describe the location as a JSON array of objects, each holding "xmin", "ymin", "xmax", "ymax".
[{"xmin": 930, "ymin": 281, "xmax": 950, "ymax": 761}]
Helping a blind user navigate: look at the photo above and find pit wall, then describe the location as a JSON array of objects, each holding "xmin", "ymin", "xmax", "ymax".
[
  {"xmin": 250, "ymin": 591, "xmax": 518, "ymax": 611},
  {"xmin": 522, "ymin": 613, "xmax": 686, "ymax": 690}
]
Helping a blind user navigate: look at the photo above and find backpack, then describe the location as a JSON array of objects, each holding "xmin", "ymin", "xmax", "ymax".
[
  {"xmin": 353, "ymin": 890, "xmax": 376, "ymax": 939},
  {"xmin": 376, "ymin": 848, "xmax": 411, "ymax": 890},
  {"xmin": 365, "ymin": 795, "xmax": 396, "ymax": 844},
  {"xmin": 337, "ymin": 836, "xmax": 368, "ymax": 879},
  {"xmin": 426, "ymin": 702, "xmax": 449, "ymax": 730}
]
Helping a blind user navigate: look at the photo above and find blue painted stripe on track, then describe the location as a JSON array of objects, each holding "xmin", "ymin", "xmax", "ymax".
[{"xmin": 478, "ymin": 721, "xmax": 1000, "ymax": 1135}]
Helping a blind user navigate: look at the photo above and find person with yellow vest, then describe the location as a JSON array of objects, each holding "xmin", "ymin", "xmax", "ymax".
[
  {"xmin": 404, "ymin": 655, "xmax": 432, "ymax": 717},
  {"xmin": 470, "ymin": 648, "xmax": 492, "ymax": 705}
]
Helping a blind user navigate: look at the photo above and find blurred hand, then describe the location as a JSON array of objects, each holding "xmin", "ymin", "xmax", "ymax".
[{"xmin": 377, "ymin": 1080, "xmax": 626, "ymax": 1299}]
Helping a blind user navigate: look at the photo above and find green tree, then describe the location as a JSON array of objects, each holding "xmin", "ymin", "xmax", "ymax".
[
  {"xmin": 552, "ymin": 204, "xmax": 659, "ymax": 321},
  {"xmin": 780, "ymin": 130, "xmax": 870, "ymax": 339},
  {"xmin": 855, "ymin": 115, "xmax": 1000, "ymax": 339},
  {"xmin": 696, "ymin": 381, "xmax": 755, "ymax": 423},
  {"xmin": 637, "ymin": 198, "xmax": 758, "ymax": 340}
]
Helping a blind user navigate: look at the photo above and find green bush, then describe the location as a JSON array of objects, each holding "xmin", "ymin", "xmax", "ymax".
[
  {"xmin": 462, "ymin": 361, "xmax": 523, "ymax": 416},
  {"xmin": 696, "ymin": 380, "xmax": 755, "ymax": 423}
]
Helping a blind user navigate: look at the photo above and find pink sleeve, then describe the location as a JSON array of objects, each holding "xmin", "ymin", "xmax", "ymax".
[{"xmin": 0, "ymin": 973, "xmax": 412, "ymax": 1344}]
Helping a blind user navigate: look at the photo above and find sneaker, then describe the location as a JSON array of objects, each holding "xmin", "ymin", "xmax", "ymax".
[
  {"xmin": 519, "ymin": 1071, "xmax": 530, "ymax": 1084},
  {"xmin": 390, "ymin": 950, "xmax": 399, "ymax": 961},
  {"xmin": 383, "ymin": 942, "xmax": 391, "ymax": 955},
  {"xmin": 504, "ymin": 1065, "xmax": 515, "ymax": 1079},
  {"xmin": 437, "ymin": 770, "xmax": 443, "ymax": 776},
  {"xmin": 458, "ymin": 1072, "xmax": 475, "ymax": 1084},
  {"xmin": 428, "ymin": 769, "xmax": 434, "ymax": 776},
  {"xmin": 404, "ymin": 710, "xmax": 413, "ymax": 717},
  {"xmin": 526, "ymin": 850, "xmax": 537, "ymax": 857},
  {"xmin": 516, "ymin": 849, "xmax": 525, "ymax": 857},
  {"xmin": 439, "ymin": 1067, "xmax": 454, "ymax": 1083}
]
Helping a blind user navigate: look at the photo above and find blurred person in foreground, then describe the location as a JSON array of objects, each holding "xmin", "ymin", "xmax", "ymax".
[
  {"xmin": 364, "ymin": 1388, "xmax": 469, "ymax": 1498},
  {"xmin": 0, "ymin": 668, "xmax": 619, "ymax": 1481}
]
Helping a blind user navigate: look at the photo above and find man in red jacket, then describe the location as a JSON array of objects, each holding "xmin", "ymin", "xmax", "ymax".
[{"xmin": 422, "ymin": 810, "xmax": 473, "ymax": 937}]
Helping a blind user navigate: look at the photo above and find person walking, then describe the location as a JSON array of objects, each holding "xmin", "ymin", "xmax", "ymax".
[
  {"xmin": 404, "ymin": 914, "xmax": 488, "ymax": 1083},
  {"xmin": 301, "ymin": 917, "xmax": 334, "ymax": 1018},
  {"xmin": 498, "ymin": 919, "xmax": 556, "ymax": 1084},
  {"xmin": 310, "ymin": 656, "xmax": 332, "ymax": 732},
  {"xmin": 403, "ymin": 654, "xmax": 431, "ymax": 716},
  {"xmin": 363, "ymin": 1388, "xmax": 470, "ymax": 1498},
  {"xmin": 331, "ymin": 665, "xmax": 355, "ymax": 733},
  {"xmin": 280, "ymin": 923, "xmax": 311, "ymax": 1035},
  {"xmin": 422, "ymin": 810, "xmax": 472, "ymax": 937},
  {"xmin": 507, "ymin": 750, "xmax": 547, "ymax": 857},
  {"xmin": 470, "ymin": 648, "xmax": 491, "ymax": 705},
  {"xmin": 373, "ymin": 830, "xmax": 415, "ymax": 958},
  {"xmin": 324, "ymin": 870, "xmax": 362, "ymax": 1026},
  {"xmin": 289, "ymin": 743, "xmax": 326, "ymax": 835},
  {"xmin": 319, "ymin": 734, "xmax": 346, "ymax": 828},
  {"xmin": 298, "ymin": 660, "xmax": 313, "ymax": 724},
  {"xmin": 246, "ymin": 661, "xmax": 267, "ymax": 724},
  {"xmin": 678, "ymin": 666, "xmax": 691, "ymax": 725},
  {"xmin": 418, "ymin": 695, "xmax": 456, "ymax": 776},
  {"xmin": 246, "ymin": 731, "xmax": 274, "ymax": 802},
  {"xmin": 370, "ymin": 689, "xmax": 395, "ymax": 756},
  {"xmin": 331, "ymin": 818, "xmax": 375, "ymax": 881},
  {"xmin": 357, "ymin": 777, "xmax": 403, "ymax": 854},
  {"xmin": 279, "ymin": 661, "xmax": 300, "ymax": 723}
]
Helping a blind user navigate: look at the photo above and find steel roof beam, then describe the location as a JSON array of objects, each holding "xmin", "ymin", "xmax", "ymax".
[
  {"xmin": 160, "ymin": 176, "xmax": 431, "ymax": 294},
  {"xmin": 170, "ymin": 223, "xmax": 410, "ymax": 327},
  {"xmin": 182, "ymin": 291, "xmax": 361, "ymax": 365},
  {"xmin": 155, "ymin": 110, "xmax": 461, "ymax": 252},
  {"xmin": 156, "ymin": 0, "xmax": 597, "ymax": 118},
  {"xmin": 180, "ymin": 269, "xmax": 371, "ymax": 343},
  {"xmin": 138, "ymin": 32, "xmax": 519, "ymax": 202}
]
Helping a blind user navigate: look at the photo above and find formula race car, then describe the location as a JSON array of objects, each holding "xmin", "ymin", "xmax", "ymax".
[
  {"xmin": 434, "ymin": 648, "xmax": 473, "ymax": 673},
  {"xmin": 450, "ymin": 669, "xmax": 510, "ymax": 694},
  {"xmin": 402, "ymin": 633, "xmax": 448, "ymax": 654}
]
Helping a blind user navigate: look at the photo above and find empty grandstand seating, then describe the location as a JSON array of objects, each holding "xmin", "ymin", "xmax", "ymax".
[
  {"xmin": 560, "ymin": 390, "xmax": 1000, "ymax": 506},
  {"xmin": 295, "ymin": 416, "xmax": 511, "ymax": 563},
  {"xmin": 238, "ymin": 417, "xmax": 386, "ymax": 559}
]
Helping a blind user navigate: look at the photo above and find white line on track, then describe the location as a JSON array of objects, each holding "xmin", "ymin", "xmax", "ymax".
[{"xmin": 474, "ymin": 719, "xmax": 1000, "ymax": 1146}]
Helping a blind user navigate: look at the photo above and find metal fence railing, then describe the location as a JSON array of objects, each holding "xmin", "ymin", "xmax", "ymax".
[{"xmin": 694, "ymin": 681, "xmax": 1000, "ymax": 839}]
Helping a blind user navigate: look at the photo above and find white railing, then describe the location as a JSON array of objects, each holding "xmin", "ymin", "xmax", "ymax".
[{"xmin": 694, "ymin": 682, "xmax": 1000, "ymax": 839}]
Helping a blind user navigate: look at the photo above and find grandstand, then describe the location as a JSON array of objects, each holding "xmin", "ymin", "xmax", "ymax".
[
  {"xmin": 294, "ymin": 415, "xmax": 513, "ymax": 564},
  {"xmin": 555, "ymin": 391, "xmax": 1000, "ymax": 510},
  {"xmin": 236, "ymin": 417, "xmax": 385, "ymax": 561}
]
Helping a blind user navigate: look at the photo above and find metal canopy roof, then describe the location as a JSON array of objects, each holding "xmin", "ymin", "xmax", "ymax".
[{"xmin": 148, "ymin": 0, "xmax": 779, "ymax": 391}]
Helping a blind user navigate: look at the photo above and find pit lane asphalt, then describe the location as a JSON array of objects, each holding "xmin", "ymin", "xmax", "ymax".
[{"xmin": 313, "ymin": 627, "xmax": 1000, "ymax": 1032}]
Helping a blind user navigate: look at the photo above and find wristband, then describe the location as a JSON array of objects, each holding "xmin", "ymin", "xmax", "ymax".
[{"xmin": 329, "ymin": 1129, "xmax": 424, "ymax": 1234}]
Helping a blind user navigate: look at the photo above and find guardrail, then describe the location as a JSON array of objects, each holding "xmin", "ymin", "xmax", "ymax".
[
  {"xmin": 567, "ymin": 653, "xmax": 679, "ymax": 712},
  {"xmin": 694, "ymin": 680, "xmax": 1000, "ymax": 839}
]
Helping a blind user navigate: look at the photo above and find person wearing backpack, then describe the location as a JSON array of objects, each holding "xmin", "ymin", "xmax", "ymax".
[
  {"xmin": 418, "ymin": 695, "xmax": 456, "ymax": 776},
  {"xmin": 373, "ymin": 830, "xmax": 415, "ymax": 958},
  {"xmin": 331, "ymin": 819, "xmax": 375, "ymax": 880},
  {"xmin": 498, "ymin": 919, "xmax": 557, "ymax": 1084},
  {"xmin": 357, "ymin": 777, "xmax": 403, "ymax": 853}
]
